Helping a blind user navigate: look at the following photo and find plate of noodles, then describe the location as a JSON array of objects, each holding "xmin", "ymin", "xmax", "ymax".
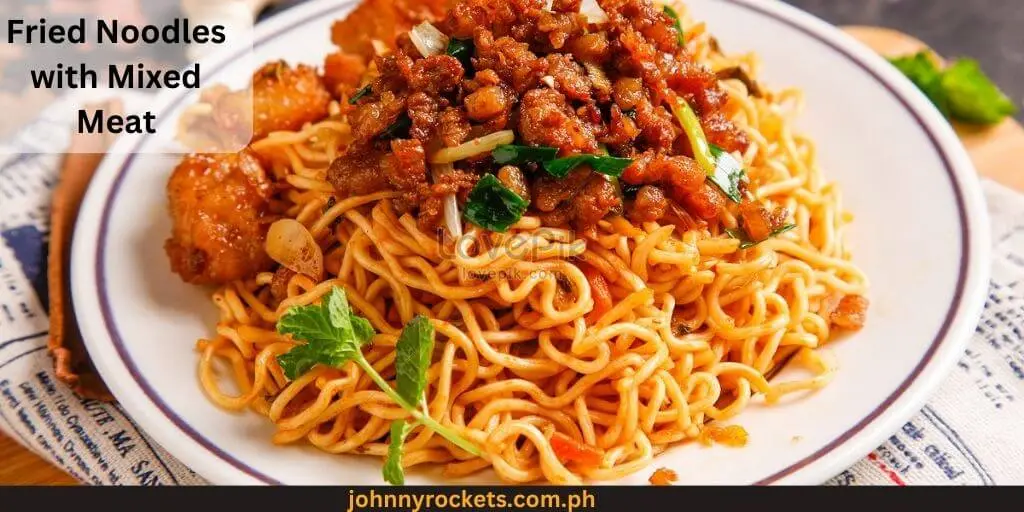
[{"xmin": 72, "ymin": 0, "xmax": 989, "ymax": 485}]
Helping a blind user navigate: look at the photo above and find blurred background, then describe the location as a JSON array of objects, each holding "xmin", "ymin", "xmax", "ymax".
[{"xmin": 786, "ymin": 0, "xmax": 1023, "ymax": 123}]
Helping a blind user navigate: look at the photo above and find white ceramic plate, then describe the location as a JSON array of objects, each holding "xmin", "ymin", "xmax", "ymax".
[{"xmin": 72, "ymin": 0, "xmax": 991, "ymax": 485}]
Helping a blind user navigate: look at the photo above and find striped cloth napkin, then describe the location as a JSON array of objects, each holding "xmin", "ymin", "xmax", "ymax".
[{"xmin": 1, "ymin": 95, "xmax": 1023, "ymax": 486}]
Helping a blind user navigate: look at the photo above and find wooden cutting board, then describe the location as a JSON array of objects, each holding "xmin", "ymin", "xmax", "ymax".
[
  {"xmin": 1, "ymin": 25, "xmax": 1021, "ymax": 486},
  {"xmin": 843, "ymin": 26, "xmax": 1024, "ymax": 192}
]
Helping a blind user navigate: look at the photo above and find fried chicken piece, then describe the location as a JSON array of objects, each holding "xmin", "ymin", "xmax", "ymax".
[
  {"xmin": 330, "ymin": 0, "xmax": 449, "ymax": 60},
  {"xmin": 250, "ymin": 61, "xmax": 332, "ymax": 140},
  {"xmin": 165, "ymin": 151, "xmax": 274, "ymax": 285}
]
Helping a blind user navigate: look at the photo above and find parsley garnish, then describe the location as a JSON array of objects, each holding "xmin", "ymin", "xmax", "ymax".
[
  {"xmin": 890, "ymin": 52, "xmax": 1018, "ymax": 125},
  {"xmin": 275, "ymin": 288, "xmax": 480, "ymax": 485}
]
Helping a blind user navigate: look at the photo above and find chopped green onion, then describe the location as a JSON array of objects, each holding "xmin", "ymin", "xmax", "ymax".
[
  {"xmin": 492, "ymin": 144, "xmax": 559, "ymax": 165},
  {"xmin": 663, "ymin": 5, "xmax": 685, "ymax": 46},
  {"xmin": 491, "ymin": 144, "xmax": 632, "ymax": 179},
  {"xmin": 671, "ymin": 97, "xmax": 716, "ymax": 175},
  {"xmin": 672, "ymin": 97, "xmax": 747, "ymax": 203},
  {"xmin": 726, "ymin": 223, "xmax": 796, "ymax": 250},
  {"xmin": 348, "ymin": 84, "xmax": 372, "ymax": 105},
  {"xmin": 708, "ymin": 145, "xmax": 745, "ymax": 203},
  {"xmin": 446, "ymin": 38, "xmax": 474, "ymax": 76},
  {"xmin": 543, "ymin": 154, "xmax": 632, "ymax": 178},
  {"xmin": 379, "ymin": 114, "xmax": 411, "ymax": 140},
  {"xmin": 463, "ymin": 174, "xmax": 529, "ymax": 232}
]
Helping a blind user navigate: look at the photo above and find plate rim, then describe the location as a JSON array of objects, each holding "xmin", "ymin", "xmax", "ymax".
[{"xmin": 70, "ymin": 0, "xmax": 992, "ymax": 486}]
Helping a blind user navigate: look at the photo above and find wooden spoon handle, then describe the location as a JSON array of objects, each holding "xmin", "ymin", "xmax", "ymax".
[{"xmin": 48, "ymin": 99, "xmax": 123, "ymax": 401}]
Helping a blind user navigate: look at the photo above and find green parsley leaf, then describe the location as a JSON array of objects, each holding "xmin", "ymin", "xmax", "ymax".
[
  {"xmin": 543, "ymin": 154, "xmax": 633, "ymax": 178},
  {"xmin": 942, "ymin": 58, "xmax": 1018, "ymax": 125},
  {"xmin": 463, "ymin": 173, "xmax": 529, "ymax": 232},
  {"xmin": 446, "ymin": 38, "xmax": 474, "ymax": 76},
  {"xmin": 726, "ymin": 223, "xmax": 797, "ymax": 250},
  {"xmin": 275, "ymin": 286, "xmax": 481, "ymax": 480},
  {"xmin": 382, "ymin": 420, "xmax": 410, "ymax": 485},
  {"xmin": 492, "ymin": 144, "xmax": 559, "ymax": 165},
  {"xmin": 275, "ymin": 287, "xmax": 375, "ymax": 380},
  {"xmin": 889, "ymin": 52, "xmax": 950, "ymax": 116},
  {"xmin": 348, "ymin": 84, "xmax": 372, "ymax": 105},
  {"xmin": 663, "ymin": 5, "xmax": 685, "ymax": 46},
  {"xmin": 394, "ymin": 315, "xmax": 435, "ymax": 405},
  {"xmin": 708, "ymin": 145, "xmax": 745, "ymax": 203}
]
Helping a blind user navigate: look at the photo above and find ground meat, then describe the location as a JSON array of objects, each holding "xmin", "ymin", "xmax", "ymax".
[
  {"xmin": 602, "ymin": 104, "xmax": 642, "ymax": 150},
  {"xmin": 326, "ymin": 147, "xmax": 391, "ymax": 197},
  {"xmin": 633, "ymin": 99, "xmax": 677, "ymax": 151},
  {"xmin": 165, "ymin": 151, "xmax": 273, "ymax": 285},
  {"xmin": 417, "ymin": 169, "xmax": 480, "ymax": 232},
  {"xmin": 519, "ymin": 88, "xmax": 599, "ymax": 155},
  {"xmin": 369, "ymin": 54, "xmax": 412, "ymax": 98},
  {"xmin": 738, "ymin": 200, "xmax": 788, "ymax": 242},
  {"xmin": 534, "ymin": 173, "xmax": 621, "ymax": 229},
  {"xmin": 322, "ymin": 51, "xmax": 367, "ymax": 97},
  {"xmin": 473, "ymin": 29, "xmax": 548, "ymax": 94},
  {"xmin": 532, "ymin": 167, "xmax": 592, "ymax": 212},
  {"xmin": 270, "ymin": 267, "xmax": 297, "ymax": 302},
  {"xmin": 350, "ymin": 91, "xmax": 406, "ymax": 144},
  {"xmin": 682, "ymin": 183, "xmax": 725, "ymax": 220},
  {"xmin": 465, "ymin": 85, "xmax": 514, "ymax": 122},
  {"xmin": 385, "ymin": 139, "xmax": 429, "ymax": 207},
  {"xmin": 623, "ymin": 152, "xmax": 704, "ymax": 199},
  {"xmin": 330, "ymin": 0, "xmax": 448, "ymax": 60},
  {"xmin": 618, "ymin": 0, "xmax": 682, "ymax": 54},
  {"xmin": 321, "ymin": 0, "xmax": 754, "ymax": 230},
  {"xmin": 831, "ymin": 295, "xmax": 869, "ymax": 330},
  {"xmin": 702, "ymin": 111, "xmax": 750, "ymax": 154},
  {"xmin": 410, "ymin": 55, "xmax": 465, "ymax": 95},
  {"xmin": 442, "ymin": 0, "xmax": 489, "ymax": 39},
  {"xmin": 545, "ymin": 54, "xmax": 592, "ymax": 102},
  {"xmin": 497, "ymin": 165, "xmax": 531, "ymax": 201},
  {"xmin": 536, "ymin": 10, "xmax": 587, "ymax": 49},
  {"xmin": 565, "ymin": 32, "xmax": 610, "ymax": 63},
  {"xmin": 407, "ymin": 92, "xmax": 441, "ymax": 142},
  {"xmin": 247, "ymin": 62, "xmax": 331, "ymax": 141},
  {"xmin": 438, "ymin": 107, "xmax": 471, "ymax": 147},
  {"xmin": 628, "ymin": 185, "xmax": 668, "ymax": 223},
  {"xmin": 574, "ymin": 175, "xmax": 621, "ymax": 226},
  {"xmin": 612, "ymin": 77, "xmax": 646, "ymax": 111},
  {"xmin": 668, "ymin": 60, "xmax": 722, "ymax": 113}
]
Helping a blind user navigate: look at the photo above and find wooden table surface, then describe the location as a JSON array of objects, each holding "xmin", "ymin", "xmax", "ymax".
[{"xmin": 1, "ymin": 26, "xmax": 1021, "ymax": 487}]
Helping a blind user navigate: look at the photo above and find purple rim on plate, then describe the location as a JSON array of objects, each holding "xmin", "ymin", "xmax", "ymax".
[{"xmin": 91, "ymin": 0, "xmax": 969, "ymax": 485}]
